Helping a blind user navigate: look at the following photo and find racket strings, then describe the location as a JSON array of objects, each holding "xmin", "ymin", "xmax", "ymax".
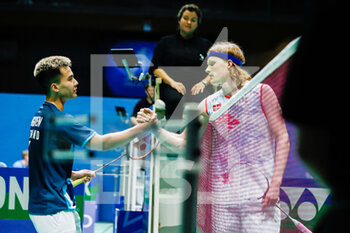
[
  {"xmin": 128, "ymin": 140, "xmax": 160, "ymax": 160},
  {"xmin": 94, "ymin": 139, "xmax": 159, "ymax": 173},
  {"xmin": 72, "ymin": 138, "xmax": 160, "ymax": 188}
]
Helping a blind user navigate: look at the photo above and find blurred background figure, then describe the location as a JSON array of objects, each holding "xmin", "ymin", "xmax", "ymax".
[
  {"xmin": 150, "ymin": 3, "xmax": 212, "ymax": 120},
  {"xmin": 12, "ymin": 149, "xmax": 29, "ymax": 168},
  {"xmin": 131, "ymin": 84, "xmax": 155, "ymax": 125}
]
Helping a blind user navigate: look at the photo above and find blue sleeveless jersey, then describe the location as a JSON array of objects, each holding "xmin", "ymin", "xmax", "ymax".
[{"xmin": 28, "ymin": 101, "xmax": 96, "ymax": 215}]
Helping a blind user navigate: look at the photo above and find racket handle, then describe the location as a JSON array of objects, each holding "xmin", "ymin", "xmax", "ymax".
[
  {"xmin": 291, "ymin": 218, "xmax": 313, "ymax": 233},
  {"xmin": 72, "ymin": 176, "xmax": 86, "ymax": 188}
]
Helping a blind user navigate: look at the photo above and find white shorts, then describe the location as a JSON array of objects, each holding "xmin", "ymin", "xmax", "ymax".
[
  {"xmin": 29, "ymin": 210, "xmax": 82, "ymax": 233},
  {"xmin": 211, "ymin": 203, "xmax": 281, "ymax": 233}
]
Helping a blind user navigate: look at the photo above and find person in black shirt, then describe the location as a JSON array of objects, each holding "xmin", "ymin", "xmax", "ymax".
[{"xmin": 150, "ymin": 3, "xmax": 212, "ymax": 120}]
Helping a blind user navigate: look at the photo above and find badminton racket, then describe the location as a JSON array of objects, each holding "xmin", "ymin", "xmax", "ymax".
[
  {"xmin": 72, "ymin": 140, "xmax": 160, "ymax": 187},
  {"xmin": 129, "ymin": 140, "xmax": 160, "ymax": 160},
  {"xmin": 236, "ymin": 162, "xmax": 270, "ymax": 202},
  {"xmin": 275, "ymin": 204, "xmax": 313, "ymax": 233}
]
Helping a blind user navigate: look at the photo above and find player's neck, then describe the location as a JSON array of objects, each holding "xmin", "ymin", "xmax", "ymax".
[
  {"xmin": 222, "ymin": 80, "xmax": 238, "ymax": 97},
  {"xmin": 45, "ymin": 96, "xmax": 66, "ymax": 111},
  {"xmin": 222, "ymin": 78, "xmax": 247, "ymax": 96}
]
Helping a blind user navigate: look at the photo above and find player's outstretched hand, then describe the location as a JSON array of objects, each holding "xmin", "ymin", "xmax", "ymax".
[
  {"xmin": 136, "ymin": 108, "xmax": 151, "ymax": 123},
  {"xmin": 71, "ymin": 169, "xmax": 96, "ymax": 183},
  {"xmin": 137, "ymin": 108, "xmax": 158, "ymax": 128}
]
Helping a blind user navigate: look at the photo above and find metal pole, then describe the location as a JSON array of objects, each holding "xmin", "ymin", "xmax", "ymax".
[{"xmin": 181, "ymin": 104, "xmax": 201, "ymax": 233}]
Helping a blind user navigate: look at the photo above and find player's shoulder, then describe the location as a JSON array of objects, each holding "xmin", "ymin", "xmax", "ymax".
[
  {"xmin": 249, "ymin": 83, "xmax": 272, "ymax": 93},
  {"xmin": 259, "ymin": 83, "xmax": 274, "ymax": 94},
  {"xmin": 259, "ymin": 83, "xmax": 272, "ymax": 89},
  {"xmin": 39, "ymin": 102, "xmax": 74, "ymax": 123},
  {"xmin": 42, "ymin": 101, "xmax": 60, "ymax": 112},
  {"xmin": 35, "ymin": 101, "xmax": 55, "ymax": 118},
  {"xmin": 207, "ymin": 89, "xmax": 224, "ymax": 102}
]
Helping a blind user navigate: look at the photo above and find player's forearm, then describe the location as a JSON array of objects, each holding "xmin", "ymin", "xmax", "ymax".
[
  {"xmin": 152, "ymin": 126, "xmax": 186, "ymax": 152},
  {"xmin": 88, "ymin": 124, "xmax": 149, "ymax": 151},
  {"xmin": 271, "ymin": 132, "xmax": 290, "ymax": 187},
  {"xmin": 71, "ymin": 169, "xmax": 95, "ymax": 180},
  {"xmin": 104, "ymin": 124, "xmax": 150, "ymax": 150}
]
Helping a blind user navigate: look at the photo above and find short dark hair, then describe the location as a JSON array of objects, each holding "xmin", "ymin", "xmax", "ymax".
[
  {"xmin": 177, "ymin": 4, "xmax": 202, "ymax": 24},
  {"xmin": 33, "ymin": 56, "xmax": 72, "ymax": 95}
]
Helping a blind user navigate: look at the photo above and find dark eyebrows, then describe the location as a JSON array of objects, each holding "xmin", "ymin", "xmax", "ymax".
[{"xmin": 67, "ymin": 74, "xmax": 74, "ymax": 80}]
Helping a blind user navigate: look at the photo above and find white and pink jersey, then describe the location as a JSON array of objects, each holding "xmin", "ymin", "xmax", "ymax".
[
  {"xmin": 205, "ymin": 89, "xmax": 231, "ymax": 116},
  {"xmin": 197, "ymin": 83, "xmax": 280, "ymax": 232}
]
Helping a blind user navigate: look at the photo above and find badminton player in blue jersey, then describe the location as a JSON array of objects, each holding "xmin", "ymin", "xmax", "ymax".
[{"xmin": 28, "ymin": 56, "xmax": 157, "ymax": 233}]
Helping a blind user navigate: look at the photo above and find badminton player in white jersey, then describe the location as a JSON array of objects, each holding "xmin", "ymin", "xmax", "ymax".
[
  {"xmin": 137, "ymin": 41, "xmax": 289, "ymax": 233},
  {"xmin": 29, "ymin": 56, "xmax": 157, "ymax": 233}
]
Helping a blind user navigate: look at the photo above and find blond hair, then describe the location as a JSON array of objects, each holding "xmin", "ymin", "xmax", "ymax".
[
  {"xmin": 34, "ymin": 56, "xmax": 71, "ymax": 77},
  {"xmin": 208, "ymin": 41, "xmax": 251, "ymax": 88},
  {"xmin": 33, "ymin": 56, "xmax": 72, "ymax": 95}
]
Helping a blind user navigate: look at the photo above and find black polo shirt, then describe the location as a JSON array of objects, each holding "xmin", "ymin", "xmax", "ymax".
[{"xmin": 150, "ymin": 33, "xmax": 212, "ymax": 119}]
